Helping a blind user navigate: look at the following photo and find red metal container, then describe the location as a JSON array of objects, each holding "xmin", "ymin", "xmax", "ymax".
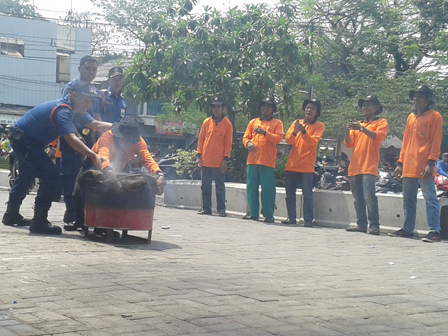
[{"xmin": 84, "ymin": 180, "xmax": 155, "ymax": 244}]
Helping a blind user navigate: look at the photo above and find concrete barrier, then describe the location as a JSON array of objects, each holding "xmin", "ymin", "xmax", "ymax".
[
  {"xmin": 3, "ymin": 166, "xmax": 445, "ymax": 235},
  {"xmin": 164, "ymin": 179, "xmax": 448, "ymax": 234}
]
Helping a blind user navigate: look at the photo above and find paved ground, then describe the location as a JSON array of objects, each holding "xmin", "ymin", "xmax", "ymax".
[{"xmin": 1, "ymin": 190, "xmax": 448, "ymax": 336}]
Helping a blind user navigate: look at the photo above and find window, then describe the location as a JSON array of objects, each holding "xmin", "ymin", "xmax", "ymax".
[
  {"xmin": 55, "ymin": 25, "xmax": 75, "ymax": 83},
  {"xmin": 0, "ymin": 37, "xmax": 24, "ymax": 58},
  {"xmin": 56, "ymin": 52, "xmax": 71, "ymax": 83},
  {"xmin": 138, "ymin": 102, "xmax": 148, "ymax": 116}
]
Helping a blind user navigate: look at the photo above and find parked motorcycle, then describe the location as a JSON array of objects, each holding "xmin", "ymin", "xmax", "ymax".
[
  {"xmin": 435, "ymin": 175, "xmax": 448, "ymax": 197},
  {"xmin": 316, "ymin": 153, "xmax": 350, "ymax": 190},
  {"xmin": 375, "ymin": 167, "xmax": 402, "ymax": 193}
]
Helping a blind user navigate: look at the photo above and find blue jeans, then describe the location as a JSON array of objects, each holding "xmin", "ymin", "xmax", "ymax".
[
  {"xmin": 349, "ymin": 174, "xmax": 379, "ymax": 230},
  {"xmin": 201, "ymin": 166, "xmax": 226, "ymax": 213},
  {"xmin": 402, "ymin": 177, "xmax": 440, "ymax": 233},
  {"xmin": 284, "ymin": 171, "xmax": 314, "ymax": 223}
]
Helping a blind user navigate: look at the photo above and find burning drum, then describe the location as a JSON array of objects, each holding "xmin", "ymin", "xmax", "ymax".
[{"xmin": 84, "ymin": 174, "xmax": 156, "ymax": 244}]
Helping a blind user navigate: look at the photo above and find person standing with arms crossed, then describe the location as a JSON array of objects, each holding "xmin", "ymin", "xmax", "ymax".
[
  {"xmin": 196, "ymin": 96, "xmax": 233, "ymax": 217},
  {"xmin": 389, "ymin": 86, "xmax": 443, "ymax": 242},
  {"xmin": 345, "ymin": 96, "xmax": 388, "ymax": 235}
]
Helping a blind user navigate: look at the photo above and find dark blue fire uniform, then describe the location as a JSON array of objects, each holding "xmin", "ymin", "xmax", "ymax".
[
  {"xmin": 60, "ymin": 79, "xmax": 101, "ymax": 211},
  {"xmin": 9, "ymin": 97, "xmax": 94, "ymax": 211},
  {"xmin": 100, "ymin": 88, "xmax": 127, "ymax": 123}
]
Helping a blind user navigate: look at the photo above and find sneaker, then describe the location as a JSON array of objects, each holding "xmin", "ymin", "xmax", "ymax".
[
  {"xmin": 369, "ymin": 228, "xmax": 380, "ymax": 235},
  {"xmin": 281, "ymin": 218, "xmax": 297, "ymax": 225},
  {"xmin": 218, "ymin": 213, "xmax": 227, "ymax": 217},
  {"xmin": 304, "ymin": 222, "xmax": 313, "ymax": 227},
  {"xmin": 264, "ymin": 217, "xmax": 274, "ymax": 223},
  {"xmin": 242, "ymin": 215, "xmax": 258, "ymax": 220},
  {"xmin": 422, "ymin": 231, "xmax": 441, "ymax": 243},
  {"xmin": 388, "ymin": 228, "xmax": 413, "ymax": 238},
  {"xmin": 197, "ymin": 210, "xmax": 212, "ymax": 215},
  {"xmin": 346, "ymin": 226, "xmax": 367, "ymax": 233}
]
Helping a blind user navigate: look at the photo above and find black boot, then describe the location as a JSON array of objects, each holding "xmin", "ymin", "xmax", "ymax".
[
  {"xmin": 2, "ymin": 202, "xmax": 32, "ymax": 226},
  {"xmin": 29, "ymin": 207, "xmax": 62, "ymax": 235}
]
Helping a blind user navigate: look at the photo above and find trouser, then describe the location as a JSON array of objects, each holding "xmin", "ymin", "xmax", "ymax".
[
  {"xmin": 60, "ymin": 152, "xmax": 82, "ymax": 211},
  {"xmin": 61, "ymin": 175, "xmax": 77, "ymax": 208},
  {"xmin": 9, "ymin": 135, "xmax": 58, "ymax": 211},
  {"xmin": 201, "ymin": 166, "xmax": 226, "ymax": 213},
  {"xmin": 284, "ymin": 171, "xmax": 314, "ymax": 223},
  {"xmin": 402, "ymin": 177, "xmax": 440, "ymax": 233},
  {"xmin": 73, "ymin": 159, "xmax": 94, "ymax": 225},
  {"xmin": 246, "ymin": 164, "xmax": 276, "ymax": 218},
  {"xmin": 349, "ymin": 174, "xmax": 379, "ymax": 230},
  {"xmin": 53, "ymin": 157, "xmax": 62, "ymax": 200}
]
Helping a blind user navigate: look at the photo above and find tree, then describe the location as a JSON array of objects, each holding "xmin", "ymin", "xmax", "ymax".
[
  {"xmin": 0, "ymin": 0, "xmax": 41, "ymax": 18},
  {"xmin": 97, "ymin": 0, "xmax": 309, "ymax": 132},
  {"xmin": 296, "ymin": 0, "xmax": 448, "ymax": 138},
  {"xmin": 97, "ymin": 0, "xmax": 448, "ymax": 139}
]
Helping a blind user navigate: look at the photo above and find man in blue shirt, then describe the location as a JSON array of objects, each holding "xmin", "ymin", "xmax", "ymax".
[
  {"xmin": 2, "ymin": 81, "xmax": 111, "ymax": 235},
  {"xmin": 99, "ymin": 67, "xmax": 127, "ymax": 123},
  {"xmin": 437, "ymin": 153, "xmax": 448, "ymax": 178},
  {"xmin": 60, "ymin": 56, "xmax": 102, "ymax": 226}
]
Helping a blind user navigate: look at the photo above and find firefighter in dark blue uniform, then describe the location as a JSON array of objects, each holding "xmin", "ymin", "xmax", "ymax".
[
  {"xmin": 60, "ymin": 56, "xmax": 102, "ymax": 226},
  {"xmin": 2, "ymin": 81, "xmax": 112, "ymax": 235},
  {"xmin": 99, "ymin": 67, "xmax": 127, "ymax": 123}
]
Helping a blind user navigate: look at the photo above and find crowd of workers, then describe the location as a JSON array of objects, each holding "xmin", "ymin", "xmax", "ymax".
[
  {"xmin": 0, "ymin": 53, "xmax": 444, "ymax": 243},
  {"xmin": 196, "ymin": 85, "xmax": 443, "ymax": 243}
]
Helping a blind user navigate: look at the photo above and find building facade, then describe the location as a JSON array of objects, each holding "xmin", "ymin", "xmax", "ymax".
[{"xmin": 0, "ymin": 14, "xmax": 91, "ymax": 124}]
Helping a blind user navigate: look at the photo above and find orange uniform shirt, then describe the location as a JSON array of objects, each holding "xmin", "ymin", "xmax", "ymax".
[
  {"xmin": 243, "ymin": 118, "xmax": 283, "ymax": 168},
  {"xmin": 92, "ymin": 131, "xmax": 161, "ymax": 174},
  {"xmin": 285, "ymin": 119, "xmax": 325, "ymax": 173},
  {"xmin": 345, "ymin": 118, "xmax": 388, "ymax": 177},
  {"xmin": 398, "ymin": 109, "xmax": 443, "ymax": 178},
  {"xmin": 197, "ymin": 116, "xmax": 233, "ymax": 168}
]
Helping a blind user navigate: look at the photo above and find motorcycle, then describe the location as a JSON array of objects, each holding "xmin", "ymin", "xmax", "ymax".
[
  {"xmin": 375, "ymin": 167, "xmax": 402, "ymax": 193},
  {"xmin": 435, "ymin": 175, "xmax": 448, "ymax": 197},
  {"xmin": 316, "ymin": 153, "xmax": 350, "ymax": 190}
]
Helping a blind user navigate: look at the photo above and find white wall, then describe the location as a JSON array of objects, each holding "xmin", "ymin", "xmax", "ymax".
[{"xmin": 0, "ymin": 16, "xmax": 91, "ymax": 107}]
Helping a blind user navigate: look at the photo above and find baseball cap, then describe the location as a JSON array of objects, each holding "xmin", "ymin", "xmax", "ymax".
[
  {"xmin": 108, "ymin": 67, "xmax": 124, "ymax": 78},
  {"xmin": 210, "ymin": 96, "xmax": 226, "ymax": 106},
  {"xmin": 71, "ymin": 81, "xmax": 100, "ymax": 98}
]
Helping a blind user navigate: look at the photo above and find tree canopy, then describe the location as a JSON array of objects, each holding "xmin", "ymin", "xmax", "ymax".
[
  {"xmin": 0, "ymin": 0, "xmax": 41, "ymax": 18},
  {"xmin": 96, "ymin": 0, "xmax": 448, "ymax": 139}
]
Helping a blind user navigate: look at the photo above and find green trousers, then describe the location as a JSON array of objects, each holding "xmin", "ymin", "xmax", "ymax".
[{"xmin": 246, "ymin": 164, "xmax": 276, "ymax": 218}]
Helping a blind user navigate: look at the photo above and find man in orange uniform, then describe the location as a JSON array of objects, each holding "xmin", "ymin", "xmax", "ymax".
[
  {"xmin": 345, "ymin": 96, "xmax": 388, "ymax": 235},
  {"xmin": 93, "ymin": 117, "xmax": 164, "ymax": 182},
  {"xmin": 282, "ymin": 99, "xmax": 325, "ymax": 226},
  {"xmin": 196, "ymin": 96, "xmax": 233, "ymax": 216},
  {"xmin": 243, "ymin": 98, "xmax": 283, "ymax": 223},
  {"xmin": 390, "ymin": 86, "xmax": 443, "ymax": 242},
  {"xmin": 69, "ymin": 117, "xmax": 165, "ymax": 231}
]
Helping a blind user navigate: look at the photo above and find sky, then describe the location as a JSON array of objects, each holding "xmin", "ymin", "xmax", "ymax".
[{"xmin": 32, "ymin": 0, "xmax": 269, "ymax": 20}]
